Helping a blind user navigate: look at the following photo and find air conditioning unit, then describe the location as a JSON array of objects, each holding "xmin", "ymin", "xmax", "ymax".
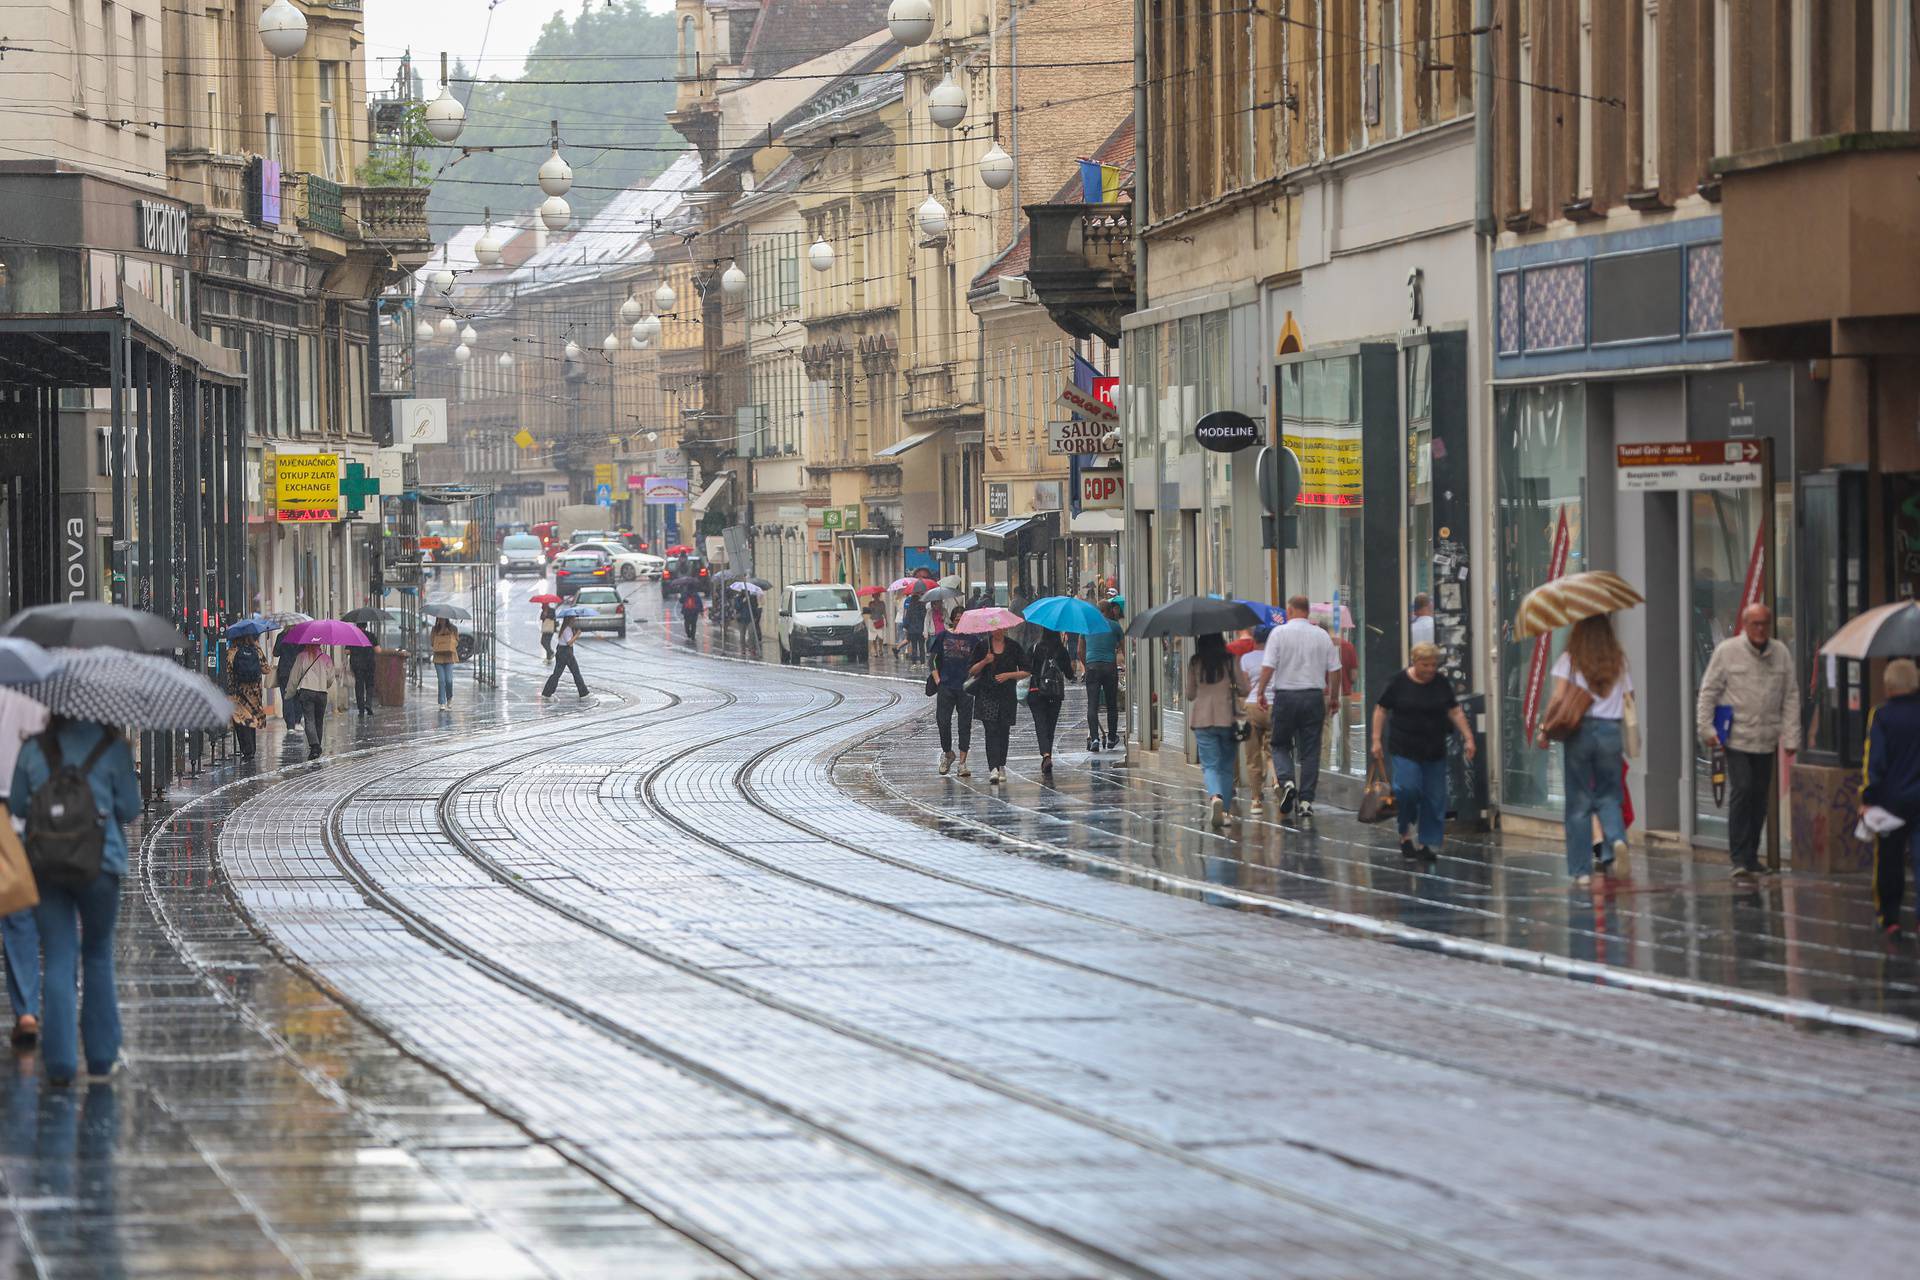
[{"xmin": 997, "ymin": 276, "xmax": 1034, "ymax": 303}]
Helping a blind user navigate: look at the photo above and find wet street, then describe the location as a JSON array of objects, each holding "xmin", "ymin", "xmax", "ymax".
[{"xmin": 3, "ymin": 587, "xmax": 1917, "ymax": 1278}]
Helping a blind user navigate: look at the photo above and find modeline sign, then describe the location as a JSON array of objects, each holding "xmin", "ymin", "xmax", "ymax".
[{"xmin": 274, "ymin": 452, "xmax": 340, "ymax": 522}]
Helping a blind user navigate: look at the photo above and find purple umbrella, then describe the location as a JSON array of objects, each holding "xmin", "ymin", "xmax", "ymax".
[{"xmin": 281, "ymin": 619, "xmax": 373, "ymax": 647}]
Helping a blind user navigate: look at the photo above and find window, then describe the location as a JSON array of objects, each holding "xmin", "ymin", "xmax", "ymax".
[
  {"xmin": 1517, "ymin": 6, "xmax": 1533, "ymax": 204},
  {"xmin": 208, "ymin": 90, "xmax": 221, "ymax": 153},
  {"xmin": 100, "ymin": 3, "xmax": 117, "ymax": 117},
  {"xmin": 1641, "ymin": 0, "xmax": 1660, "ymax": 188},
  {"xmin": 318, "ymin": 63, "xmax": 340, "ymax": 181},
  {"xmin": 66, "ymin": 0, "xmax": 86, "ymax": 109},
  {"xmin": 1577, "ymin": 0, "xmax": 1593, "ymax": 197},
  {"xmin": 1875, "ymin": 0, "xmax": 1913, "ymax": 129},
  {"xmin": 1790, "ymin": 0, "xmax": 1811, "ymax": 139},
  {"xmin": 265, "ymin": 113, "xmax": 282, "ymax": 165},
  {"xmin": 129, "ymin": 14, "xmax": 147, "ymax": 121},
  {"xmin": 1712, "ymin": 0, "xmax": 1730, "ymax": 156},
  {"xmin": 777, "ymin": 233, "xmax": 800, "ymax": 311}
]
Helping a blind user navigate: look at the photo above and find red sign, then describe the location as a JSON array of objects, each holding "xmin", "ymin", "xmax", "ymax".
[
  {"xmin": 1617, "ymin": 441, "xmax": 1762, "ymax": 467},
  {"xmin": 1521, "ymin": 507, "xmax": 1572, "ymax": 744},
  {"xmin": 1090, "ymin": 375, "xmax": 1118, "ymax": 409},
  {"xmin": 275, "ymin": 508, "xmax": 338, "ymax": 523}
]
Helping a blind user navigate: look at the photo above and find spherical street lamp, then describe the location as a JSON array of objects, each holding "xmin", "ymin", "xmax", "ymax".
[
  {"xmin": 539, "ymin": 196, "xmax": 571, "ymax": 233},
  {"xmin": 631, "ymin": 320, "xmax": 650, "ymax": 346},
  {"xmin": 453, "ymin": 343, "xmax": 471, "ymax": 364},
  {"xmin": 415, "ymin": 317, "xmax": 434, "ymax": 342},
  {"xmin": 437, "ymin": 315, "xmax": 457, "ymax": 340},
  {"xmin": 564, "ymin": 340, "xmax": 582, "ymax": 362},
  {"xmin": 259, "ymin": 0, "xmax": 308, "ymax": 58},
  {"xmin": 642, "ymin": 314, "xmax": 663, "ymax": 343},
  {"xmin": 979, "ymin": 141, "xmax": 1014, "ymax": 190},
  {"xmin": 460, "ymin": 324, "xmax": 477, "ymax": 346},
  {"xmin": 809, "ymin": 238, "xmax": 835, "ymax": 272},
  {"xmin": 539, "ymin": 148, "xmax": 573, "ymax": 199},
  {"xmin": 887, "ymin": 0, "xmax": 933, "ymax": 46},
  {"xmin": 721, "ymin": 260, "xmax": 747, "ymax": 297},
  {"xmin": 497, "ymin": 351, "xmax": 514, "ymax": 370},
  {"xmin": 928, "ymin": 72, "xmax": 967, "ymax": 130},
  {"xmin": 917, "ymin": 194, "xmax": 949, "ymax": 238},
  {"xmin": 474, "ymin": 215, "xmax": 502, "ymax": 267},
  {"xmin": 424, "ymin": 85, "xmax": 465, "ymax": 144},
  {"xmin": 654, "ymin": 281, "xmax": 676, "ymax": 313},
  {"xmin": 620, "ymin": 293, "xmax": 641, "ymax": 324}
]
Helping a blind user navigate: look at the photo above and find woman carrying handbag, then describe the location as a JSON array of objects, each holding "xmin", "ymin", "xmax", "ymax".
[
  {"xmin": 1370, "ymin": 642, "xmax": 1475, "ymax": 859},
  {"xmin": 969, "ymin": 627, "xmax": 1029, "ymax": 785},
  {"xmin": 1537, "ymin": 614, "xmax": 1634, "ymax": 888}
]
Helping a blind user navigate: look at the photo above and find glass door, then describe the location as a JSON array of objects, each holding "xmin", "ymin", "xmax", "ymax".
[{"xmin": 1688, "ymin": 486, "xmax": 1769, "ymax": 840}]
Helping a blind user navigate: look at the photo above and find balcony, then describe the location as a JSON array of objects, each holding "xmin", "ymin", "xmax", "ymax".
[
  {"xmin": 359, "ymin": 186, "xmax": 431, "ymax": 249},
  {"xmin": 1024, "ymin": 201, "xmax": 1135, "ymax": 346},
  {"xmin": 167, "ymin": 150, "xmax": 248, "ymax": 218}
]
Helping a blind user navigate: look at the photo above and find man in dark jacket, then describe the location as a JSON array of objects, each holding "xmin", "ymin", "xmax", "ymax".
[
  {"xmin": 348, "ymin": 642, "xmax": 377, "ymax": 715},
  {"xmin": 273, "ymin": 631, "xmax": 300, "ymax": 727},
  {"xmin": 1864, "ymin": 659, "xmax": 1920, "ymax": 936}
]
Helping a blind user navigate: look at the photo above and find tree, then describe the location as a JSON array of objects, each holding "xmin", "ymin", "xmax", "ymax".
[{"xmin": 361, "ymin": 102, "xmax": 436, "ymax": 188}]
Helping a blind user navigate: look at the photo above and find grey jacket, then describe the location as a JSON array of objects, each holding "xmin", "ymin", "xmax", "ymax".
[{"xmin": 1696, "ymin": 636, "xmax": 1801, "ymax": 754}]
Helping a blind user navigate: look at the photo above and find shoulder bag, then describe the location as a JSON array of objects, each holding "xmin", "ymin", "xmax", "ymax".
[
  {"xmin": 1622, "ymin": 690, "xmax": 1642, "ymax": 759},
  {"xmin": 1539, "ymin": 680, "xmax": 1593, "ymax": 743},
  {"xmin": 1357, "ymin": 757, "xmax": 1396, "ymax": 825}
]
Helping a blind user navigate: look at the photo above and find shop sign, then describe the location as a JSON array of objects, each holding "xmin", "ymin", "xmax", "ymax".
[
  {"xmin": 135, "ymin": 199, "xmax": 189, "ymax": 257},
  {"xmin": 1047, "ymin": 418, "xmax": 1116, "ymax": 455},
  {"xmin": 390, "ymin": 399, "xmax": 448, "ymax": 451},
  {"xmin": 841, "ymin": 505, "xmax": 861, "ymax": 531},
  {"xmin": 594, "ymin": 463, "xmax": 615, "ymax": 486},
  {"xmin": 273, "ymin": 452, "xmax": 340, "ymax": 522},
  {"xmin": 546, "ymin": 482, "xmax": 570, "ymax": 494},
  {"xmin": 1078, "ymin": 469, "xmax": 1123, "ymax": 510},
  {"xmin": 1055, "ymin": 383, "xmax": 1117, "ymax": 425},
  {"xmin": 246, "ymin": 158, "xmax": 282, "ymax": 228},
  {"xmin": 627, "ymin": 474, "xmax": 648, "ymax": 490},
  {"xmin": 642, "ymin": 475, "xmax": 690, "ymax": 506},
  {"xmin": 58, "ymin": 493, "xmax": 93, "ymax": 604},
  {"xmin": 1283, "ymin": 425, "xmax": 1362, "ymax": 507},
  {"xmin": 1615, "ymin": 440, "xmax": 1762, "ymax": 492},
  {"xmin": 988, "ymin": 483, "xmax": 1011, "ymax": 519},
  {"xmin": 1032, "ymin": 481, "xmax": 1063, "ymax": 511},
  {"xmin": 821, "ymin": 508, "xmax": 843, "ymax": 530},
  {"xmin": 1193, "ymin": 409, "xmax": 1261, "ymax": 453},
  {"xmin": 374, "ymin": 449, "xmax": 406, "ymax": 495}
]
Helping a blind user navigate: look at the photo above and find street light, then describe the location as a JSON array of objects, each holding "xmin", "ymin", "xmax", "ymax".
[
  {"xmin": 979, "ymin": 141, "xmax": 1014, "ymax": 190},
  {"xmin": 917, "ymin": 194, "xmax": 949, "ymax": 238},
  {"xmin": 809, "ymin": 238, "xmax": 835, "ymax": 272},
  {"xmin": 540, "ymin": 195, "xmax": 571, "ymax": 233},
  {"xmin": 259, "ymin": 0, "xmax": 308, "ymax": 58},
  {"xmin": 453, "ymin": 343, "xmax": 471, "ymax": 364},
  {"xmin": 887, "ymin": 0, "xmax": 933, "ymax": 46},
  {"xmin": 721, "ymin": 260, "xmax": 747, "ymax": 296},
  {"xmin": 620, "ymin": 293, "xmax": 642, "ymax": 324},
  {"xmin": 460, "ymin": 324, "xmax": 477, "ymax": 346},
  {"xmin": 654, "ymin": 281, "xmax": 676, "ymax": 312},
  {"xmin": 630, "ymin": 320, "xmax": 651, "ymax": 347},
  {"xmin": 437, "ymin": 315, "xmax": 457, "ymax": 340},
  {"xmin": 430, "ymin": 244, "xmax": 455, "ymax": 294},
  {"xmin": 539, "ymin": 122, "xmax": 573, "ymax": 197},
  {"xmin": 424, "ymin": 54, "xmax": 466, "ymax": 144},
  {"xmin": 642, "ymin": 314, "xmax": 663, "ymax": 343},
  {"xmin": 415, "ymin": 317, "xmax": 434, "ymax": 342},
  {"xmin": 497, "ymin": 351, "xmax": 514, "ymax": 370},
  {"xmin": 928, "ymin": 71, "xmax": 967, "ymax": 130},
  {"xmin": 603, "ymin": 332, "xmax": 619, "ymax": 355},
  {"xmin": 564, "ymin": 340, "xmax": 582, "ymax": 362},
  {"xmin": 474, "ymin": 210, "xmax": 502, "ymax": 267}
]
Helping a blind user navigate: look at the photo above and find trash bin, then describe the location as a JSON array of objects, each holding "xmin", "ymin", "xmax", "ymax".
[{"xmin": 374, "ymin": 646, "xmax": 407, "ymax": 707}]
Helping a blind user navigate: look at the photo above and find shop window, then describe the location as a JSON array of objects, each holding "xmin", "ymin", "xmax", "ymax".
[
  {"xmin": 1496, "ymin": 384, "xmax": 1588, "ymax": 812},
  {"xmin": 1800, "ymin": 472, "xmax": 1870, "ymax": 764}
]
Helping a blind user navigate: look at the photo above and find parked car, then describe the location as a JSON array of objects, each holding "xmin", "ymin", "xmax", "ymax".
[
  {"xmin": 564, "ymin": 539, "xmax": 664, "ymax": 582},
  {"xmin": 498, "ymin": 533, "xmax": 546, "ymax": 577},
  {"xmin": 553, "ymin": 551, "xmax": 613, "ymax": 597},
  {"xmin": 569, "ymin": 586, "xmax": 627, "ymax": 638},
  {"xmin": 776, "ymin": 583, "xmax": 868, "ymax": 663}
]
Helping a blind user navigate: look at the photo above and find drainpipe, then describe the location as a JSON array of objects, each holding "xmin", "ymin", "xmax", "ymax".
[
  {"xmin": 1473, "ymin": 0, "xmax": 1494, "ymax": 237},
  {"xmin": 1472, "ymin": 0, "xmax": 1498, "ymax": 807},
  {"xmin": 1122, "ymin": 0, "xmax": 1147, "ymax": 751}
]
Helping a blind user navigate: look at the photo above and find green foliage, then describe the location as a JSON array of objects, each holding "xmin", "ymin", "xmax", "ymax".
[
  {"xmin": 360, "ymin": 101, "xmax": 437, "ymax": 188},
  {"xmin": 421, "ymin": 0, "xmax": 682, "ymax": 243}
]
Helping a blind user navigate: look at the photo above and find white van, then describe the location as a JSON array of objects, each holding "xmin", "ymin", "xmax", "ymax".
[
  {"xmin": 498, "ymin": 533, "xmax": 546, "ymax": 577},
  {"xmin": 776, "ymin": 583, "xmax": 868, "ymax": 663}
]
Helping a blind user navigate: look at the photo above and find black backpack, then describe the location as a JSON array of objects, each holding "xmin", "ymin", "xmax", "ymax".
[
  {"xmin": 230, "ymin": 643, "xmax": 262, "ymax": 682},
  {"xmin": 1033, "ymin": 650, "xmax": 1067, "ymax": 702},
  {"xmin": 25, "ymin": 732, "xmax": 116, "ymax": 892}
]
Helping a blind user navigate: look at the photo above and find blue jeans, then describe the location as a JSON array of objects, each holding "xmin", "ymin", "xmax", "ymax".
[
  {"xmin": 1194, "ymin": 727, "xmax": 1238, "ymax": 810},
  {"xmin": 2, "ymin": 909, "xmax": 38, "ymax": 1018},
  {"xmin": 435, "ymin": 662, "xmax": 455, "ymax": 704},
  {"xmin": 1391, "ymin": 755, "xmax": 1449, "ymax": 851},
  {"xmin": 1563, "ymin": 717, "xmax": 1627, "ymax": 877},
  {"xmin": 34, "ymin": 874, "xmax": 122, "ymax": 1081}
]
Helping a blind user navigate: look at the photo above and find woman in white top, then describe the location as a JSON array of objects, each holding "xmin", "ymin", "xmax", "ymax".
[{"xmin": 1539, "ymin": 615, "xmax": 1632, "ymax": 887}]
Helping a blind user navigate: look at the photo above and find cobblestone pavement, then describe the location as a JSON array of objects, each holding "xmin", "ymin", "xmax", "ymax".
[{"xmin": 1, "ymin": 589, "xmax": 1916, "ymax": 1278}]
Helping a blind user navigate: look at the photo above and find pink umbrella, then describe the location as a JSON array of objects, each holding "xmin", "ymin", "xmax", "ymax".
[
  {"xmin": 954, "ymin": 607, "xmax": 1022, "ymax": 634},
  {"xmin": 282, "ymin": 619, "xmax": 373, "ymax": 647},
  {"xmin": 887, "ymin": 577, "xmax": 925, "ymax": 593}
]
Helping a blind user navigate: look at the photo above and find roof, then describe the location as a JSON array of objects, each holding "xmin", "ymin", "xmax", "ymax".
[
  {"xmin": 740, "ymin": 0, "xmax": 889, "ymax": 78},
  {"xmin": 971, "ymin": 112, "xmax": 1135, "ymax": 291},
  {"xmin": 506, "ymin": 153, "xmax": 704, "ymax": 294},
  {"xmin": 787, "ymin": 69, "xmax": 903, "ymax": 138}
]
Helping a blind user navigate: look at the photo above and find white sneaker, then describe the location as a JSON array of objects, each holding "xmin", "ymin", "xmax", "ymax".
[
  {"xmin": 1250, "ymin": 800, "xmax": 1265, "ymax": 817},
  {"xmin": 1296, "ymin": 800, "xmax": 1315, "ymax": 819},
  {"xmin": 1208, "ymin": 795, "xmax": 1226, "ymax": 829},
  {"xmin": 940, "ymin": 752, "xmax": 953, "ymax": 776},
  {"xmin": 956, "ymin": 758, "xmax": 972, "ymax": 777}
]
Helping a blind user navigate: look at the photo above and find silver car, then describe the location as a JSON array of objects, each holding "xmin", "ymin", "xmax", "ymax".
[{"xmin": 569, "ymin": 586, "xmax": 627, "ymax": 638}]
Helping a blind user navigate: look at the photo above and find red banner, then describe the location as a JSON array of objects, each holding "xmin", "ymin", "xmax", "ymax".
[
  {"xmin": 1739, "ymin": 523, "xmax": 1766, "ymax": 613},
  {"xmin": 1521, "ymin": 507, "xmax": 1572, "ymax": 744}
]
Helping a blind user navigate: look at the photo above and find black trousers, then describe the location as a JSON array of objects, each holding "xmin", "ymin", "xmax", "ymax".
[
  {"xmin": 1875, "ymin": 823, "xmax": 1916, "ymax": 928},
  {"xmin": 1030, "ymin": 696, "xmax": 1061, "ymax": 757},
  {"xmin": 1725, "ymin": 747, "xmax": 1773, "ymax": 869},
  {"xmin": 1085, "ymin": 663, "xmax": 1119, "ymax": 740},
  {"xmin": 299, "ymin": 689, "xmax": 326, "ymax": 754},
  {"xmin": 352, "ymin": 669, "xmax": 374, "ymax": 713},
  {"xmin": 982, "ymin": 716, "xmax": 1013, "ymax": 770},
  {"xmin": 540, "ymin": 631, "xmax": 554, "ymax": 660},
  {"xmin": 233, "ymin": 725, "xmax": 256, "ymax": 758},
  {"xmin": 935, "ymin": 687, "xmax": 973, "ymax": 753},
  {"xmin": 682, "ymin": 611, "xmax": 699, "ymax": 642},
  {"xmin": 543, "ymin": 644, "xmax": 587, "ymax": 696}
]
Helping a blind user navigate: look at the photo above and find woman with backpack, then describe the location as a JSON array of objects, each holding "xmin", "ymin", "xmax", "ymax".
[
  {"xmin": 680, "ymin": 588, "xmax": 704, "ymax": 645},
  {"xmin": 1026, "ymin": 630, "xmax": 1073, "ymax": 778},
  {"xmin": 1185, "ymin": 632, "xmax": 1249, "ymax": 829},
  {"xmin": 228, "ymin": 636, "xmax": 267, "ymax": 759},
  {"xmin": 0, "ymin": 687, "xmax": 48, "ymax": 1049},
  {"xmin": 10, "ymin": 717, "xmax": 141, "ymax": 1086},
  {"xmin": 430, "ymin": 617, "xmax": 460, "ymax": 707}
]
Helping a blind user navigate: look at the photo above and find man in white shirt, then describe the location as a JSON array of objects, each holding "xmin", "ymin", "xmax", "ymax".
[
  {"xmin": 1410, "ymin": 594, "xmax": 1436, "ymax": 649},
  {"xmin": 1252, "ymin": 595, "xmax": 1342, "ymax": 817}
]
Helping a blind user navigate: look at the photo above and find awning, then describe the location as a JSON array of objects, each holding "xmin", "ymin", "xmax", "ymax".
[
  {"xmin": 974, "ymin": 512, "xmax": 1058, "ymax": 552},
  {"xmin": 689, "ymin": 473, "xmax": 732, "ymax": 515},
  {"xmin": 930, "ymin": 532, "xmax": 978, "ymax": 557},
  {"xmin": 875, "ymin": 429, "xmax": 940, "ymax": 459}
]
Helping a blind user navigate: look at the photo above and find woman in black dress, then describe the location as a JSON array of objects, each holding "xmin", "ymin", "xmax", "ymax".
[
  {"xmin": 969, "ymin": 627, "xmax": 1030, "ymax": 785},
  {"xmin": 1026, "ymin": 630, "xmax": 1073, "ymax": 777}
]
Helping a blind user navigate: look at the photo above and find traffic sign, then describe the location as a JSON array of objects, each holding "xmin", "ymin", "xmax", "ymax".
[
  {"xmin": 1616, "ymin": 440, "xmax": 1763, "ymax": 492},
  {"xmin": 595, "ymin": 483, "xmax": 613, "ymax": 507}
]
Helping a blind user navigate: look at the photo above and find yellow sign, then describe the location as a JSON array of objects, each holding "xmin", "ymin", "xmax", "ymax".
[
  {"xmin": 1283, "ymin": 427, "xmax": 1361, "ymax": 508},
  {"xmin": 514, "ymin": 428, "xmax": 535, "ymax": 449},
  {"xmin": 274, "ymin": 452, "xmax": 340, "ymax": 522},
  {"xmin": 593, "ymin": 463, "xmax": 615, "ymax": 486}
]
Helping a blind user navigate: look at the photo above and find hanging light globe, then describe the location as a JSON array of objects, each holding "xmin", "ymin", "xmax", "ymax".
[
  {"xmin": 917, "ymin": 194, "xmax": 949, "ymax": 238},
  {"xmin": 979, "ymin": 142, "xmax": 1014, "ymax": 190},
  {"xmin": 928, "ymin": 72, "xmax": 967, "ymax": 130},
  {"xmin": 808, "ymin": 239, "xmax": 835, "ymax": 272},
  {"xmin": 887, "ymin": 0, "xmax": 933, "ymax": 46},
  {"xmin": 630, "ymin": 334, "xmax": 648, "ymax": 351},
  {"xmin": 539, "ymin": 195, "xmax": 571, "ymax": 233},
  {"xmin": 602, "ymin": 332, "xmax": 619, "ymax": 355},
  {"xmin": 460, "ymin": 324, "xmax": 477, "ymax": 346},
  {"xmin": 423, "ymin": 84, "xmax": 466, "ymax": 144},
  {"xmin": 497, "ymin": 351, "xmax": 514, "ymax": 370},
  {"xmin": 259, "ymin": 0, "xmax": 308, "ymax": 58},
  {"xmin": 539, "ymin": 149, "xmax": 573, "ymax": 199},
  {"xmin": 635, "ymin": 241, "xmax": 655, "ymax": 266},
  {"xmin": 564, "ymin": 340, "xmax": 582, "ymax": 362},
  {"xmin": 414, "ymin": 317, "xmax": 435, "ymax": 342},
  {"xmin": 431, "ymin": 263, "xmax": 455, "ymax": 294},
  {"xmin": 453, "ymin": 343, "xmax": 471, "ymax": 364},
  {"xmin": 630, "ymin": 320, "xmax": 651, "ymax": 345},
  {"xmin": 474, "ymin": 226, "xmax": 503, "ymax": 267},
  {"xmin": 642, "ymin": 314, "xmax": 663, "ymax": 343},
  {"xmin": 654, "ymin": 281, "xmax": 676, "ymax": 312},
  {"xmin": 620, "ymin": 293, "xmax": 642, "ymax": 324},
  {"xmin": 436, "ymin": 315, "xmax": 457, "ymax": 339},
  {"xmin": 721, "ymin": 261, "xmax": 747, "ymax": 296}
]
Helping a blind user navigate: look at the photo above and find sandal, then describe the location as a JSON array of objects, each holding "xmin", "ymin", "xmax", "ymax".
[{"xmin": 11, "ymin": 1015, "xmax": 38, "ymax": 1049}]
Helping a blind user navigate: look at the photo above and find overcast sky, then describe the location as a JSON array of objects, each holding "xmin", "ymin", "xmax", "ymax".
[{"xmin": 362, "ymin": 0, "xmax": 590, "ymax": 86}]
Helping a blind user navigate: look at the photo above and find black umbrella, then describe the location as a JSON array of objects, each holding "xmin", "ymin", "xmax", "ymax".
[
  {"xmin": 1126, "ymin": 596, "xmax": 1262, "ymax": 640},
  {"xmin": 0, "ymin": 602, "xmax": 188, "ymax": 653},
  {"xmin": 667, "ymin": 576, "xmax": 703, "ymax": 593},
  {"xmin": 341, "ymin": 607, "xmax": 389, "ymax": 626}
]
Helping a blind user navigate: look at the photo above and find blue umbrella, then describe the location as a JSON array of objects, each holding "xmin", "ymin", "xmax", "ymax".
[
  {"xmin": 555, "ymin": 605, "xmax": 595, "ymax": 619},
  {"xmin": 1021, "ymin": 596, "xmax": 1111, "ymax": 635},
  {"xmin": 225, "ymin": 617, "xmax": 275, "ymax": 639},
  {"xmin": 0, "ymin": 637, "xmax": 65, "ymax": 685},
  {"xmin": 1233, "ymin": 598, "xmax": 1279, "ymax": 626}
]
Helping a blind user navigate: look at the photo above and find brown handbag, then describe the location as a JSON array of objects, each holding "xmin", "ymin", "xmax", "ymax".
[
  {"xmin": 1357, "ymin": 758, "xmax": 1397, "ymax": 825},
  {"xmin": 0, "ymin": 805, "xmax": 39, "ymax": 918},
  {"xmin": 1539, "ymin": 680, "xmax": 1594, "ymax": 743}
]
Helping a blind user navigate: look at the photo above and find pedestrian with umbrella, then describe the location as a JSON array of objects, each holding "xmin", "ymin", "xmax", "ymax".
[
  {"xmin": 12, "ymin": 650, "xmax": 227, "ymax": 1087},
  {"xmin": 429, "ymin": 616, "xmax": 461, "ymax": 707},
  {"xmin": 1249, "ymin": 595, "xmax": 1342, "ymax": 819},
  {"xmin": 1694, "ymin": 601, "xmax": 1797, "ymax": 880},
  {"xmin": 0, "ymin": 646, "xmax": 55, "ymax": 1049},
  {"xmin": 962, "ymin": 608, "xmax": 1029, "ymax": 785},
  {"xmin": 224, "ymin": 626, "xmax": 269, "ymax": 756},
  {"xmin": 531, "ymin": 594, "xmax": 562, "ymax": 663},
  {"xmin": 678, "ymin": 579, "xmax": 705, "ymax": 646},
  {"xmin": 1186, "ymin": 632, "xmax": 1250, "ymax": 829},
  {"xmin": 543, "ymin": 608, "xmax": 590, "ymax": 699},
  {"xmin": 928, "ymin": 605, "xmax": 979, "ymax": 777},
  {"xmin": 0, "ymin": 602, "xmax": 186, "ymax": 653},
  {"xmin": 1026, "ymin": 629, "xmax": 1074, "ymax": 778},
  {"xmin": 1029, "ymin": 596, "xmax": 1123, "ymax": 753},
  {"xmin": 1857, "ymin": 659, "xmax": 1920, "ymax": 936},
  {"xmin": 279, "ymin": 620, "xmax": 369, "ymax": 760},
  {"xmin": 1517, "ymin": 571, "xmax": 1646, "ymax": 887}
]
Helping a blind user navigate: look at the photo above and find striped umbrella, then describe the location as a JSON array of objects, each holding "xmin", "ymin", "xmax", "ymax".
[
  {"xmin": 1819, "ymin": 601, "xmax": 1920, "ymax": 661},
  {"xmin": 1513, "ymin": 571, "xmax": 1646, "ymax": 639},
  {"xmin": 17, "ymin": 649, "xmax": 229, "ymax": 731}
]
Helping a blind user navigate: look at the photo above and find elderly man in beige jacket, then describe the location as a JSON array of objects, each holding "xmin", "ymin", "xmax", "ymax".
[{"xmin": 1696, "ymin": 604, "xmax": 1801, "ymax": 878}]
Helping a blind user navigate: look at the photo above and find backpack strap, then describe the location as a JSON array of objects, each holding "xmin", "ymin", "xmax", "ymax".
[
  {"xmin": 79, "ymin": 729, "xmax": 117, "ymax": 776},
  {"xmin": 36, "ymin": 731, "xmax": 63, "ymax": 772}
]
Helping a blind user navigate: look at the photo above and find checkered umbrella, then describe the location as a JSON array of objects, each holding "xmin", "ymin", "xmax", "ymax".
[{"xmin": 17, "ymin": 649, "xmax": 229, "ymax": 731}]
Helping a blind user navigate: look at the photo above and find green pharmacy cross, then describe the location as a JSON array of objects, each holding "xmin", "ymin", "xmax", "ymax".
[{"xmin": 340, "ymin": 462, "xmax": 381, "ymax": 515}]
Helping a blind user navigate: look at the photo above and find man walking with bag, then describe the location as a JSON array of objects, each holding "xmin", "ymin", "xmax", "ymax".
[
  {"xmin": 1253, "ymin": 596, "xmax": 1342, "ymax": 819},
  {"xmin": 1695, "ymin": 603, "xmax": 1800, "ymax": 879}
]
